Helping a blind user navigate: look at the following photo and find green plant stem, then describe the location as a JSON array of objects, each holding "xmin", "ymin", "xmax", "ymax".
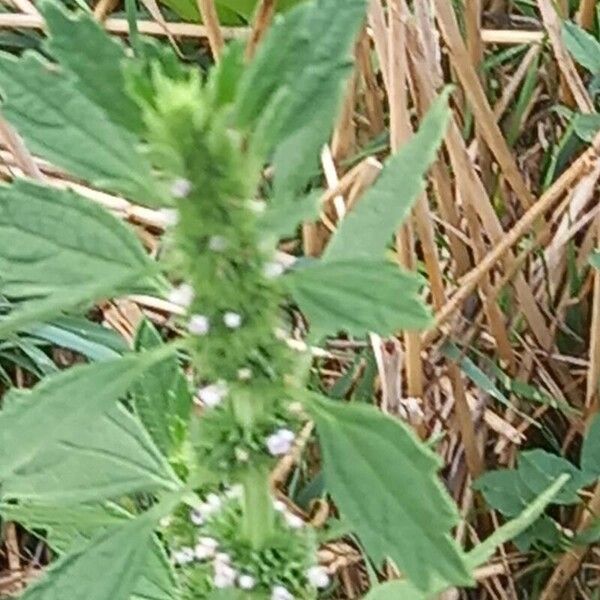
[{"xmin": 241, "ymin": 465, "xmax": 274, "ymax": 550}]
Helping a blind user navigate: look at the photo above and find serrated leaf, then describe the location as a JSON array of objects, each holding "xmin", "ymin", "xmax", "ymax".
[
  {"xmin": 581, "ymin": 413, "xmax": 600, "ymax": 476},
  {"xmin": 0, "ymin": 180, "xmax": 155, "ymax": 298},
  {"xmin": 261, "ymin": 190, "xmax": 321, "ymax": 239},
  {"xmin": 20, "ymin": 512, "xmax": 159, "ymax": 600},
  {"xmin": 41, "ymin": 0, "xmax": 143, "ymax": 133},
  {"xmin": 236, "ymin": 0, "xmax": 367, "ymax": 199},
  {"xmin": 563, "ymin": 21, "xmax": 600, "ymax": 74},
  {"xmin": 133, "ymin": 319, "xmax": 192, "ymax": 457},
  {"xmin": 2, "ymin": 403, "xmax": 179, "ymax": 503},
  {"xmin": 309, "ymin": 396, "xmax": 472, "ymax": 590},
  {"xmin": 324, "ymin": 91, "xmax": 450, "ymax": 261},
  {"xmin": 0, "ymin": 350, "xmax": 178, "ymax": 489},
  {"xmin": 0, "ymin": 53, "xmax": 164, "ymax": 204},
  {"xmin": 286, "ymin": 259, "xmax": 431, "ymax": 338},
  {"xmin": 1, "ymin": 502, "xmax": 178, "ymax": 600}
]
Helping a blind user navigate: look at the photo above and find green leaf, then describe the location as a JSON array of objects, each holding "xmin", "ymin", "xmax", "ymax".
[
  {"xmin": 362, "ymin": 580, "xmax": 429, "ymax": 600},
  {"xmin": 467, "ymin": 474, "xmax": 569, "ymax": 568},
  {"xmin": 133, "ymin": 319, "xmax": 192, "ymax": 457},
  {"xmin": 20, "ymin": 512, "xmax": 160, "ymax": 600},
  {"xmin": 41, "ymin": 0, "xmax": 143, "ymax": 133},
  {"xmin": 472, "ymin": 469, "xmax": 525, "ymax": 517},
  {"xmin": 286, "ymin": 259, "xmax": 431, "ymax": 338},
  {"xmin": 581, "ymin": 413, "xmax": 600, "ymax": 476},
  {"xmin": 0, "ymin": 180, "xmax": 155, "ymax": 298},
  {"xmin": 309, "ymin": 396, "xmax": 472, "ymax": 590},
  {"xmin": 261, "ymin": 190, "xmax": 321, "ymax": 239},
  {"xmin": 0, "ymin": 53, "xmax": 164, "ymax": 204},
  {"xmin": 562, "ymin": 21, "xmax": 600, "ymax": 74},
  {"xmin": 0, "ymin": 273, "xmax": 138, "ymax": 340},
  {"xmin": 0, "ymin": 350, "xmax": 179, "ymax": 489},
  {"xmin": 236, "ymin": 0, "xmax": 368, "ymax": 199},
  {"xmin": 2, "ymin": 403, "xmax": 180, "ymax": 503},
  {"xmin": 1, "ymin": 502, "xmax": 178, "ymax": 600},
  {"xmin": 573, "ymin": 113, "xmax": 600, "ymax": 142},
  {"xmin": 518, "ymin": 450, "xmax": 586, "ymax": 505},
  {"xmin": 324, "ymin": 91, "xmax": 450, "ymax": 261}
]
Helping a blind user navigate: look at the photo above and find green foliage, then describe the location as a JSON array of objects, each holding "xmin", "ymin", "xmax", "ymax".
[
  {"xmin": 0, "ymin": 352, "xmax": 181, "ymax": 503},
  {"xmin": 20, "ymin": 512, "xmax": 162, "ymax": 600},
  {"xmin": 0, "ymin": 180, "xmax": 155, "ymax": 298},
  {"xmin": 133, "ymin": 320, "xmax": 193, "ymax": 460},
  {"xmin": 286, "ymin": 259, "xmax": 431, "ymax": 339},
  {"xmin": 236, "ymin": 0, "xmax": 368, "ymax": 199},
  {"xmin": 474, "ymin": 444, "xmax": 596, "ymax": 549},
  {"xmin": 41, "ymin": 0, "xmax": 143, "ymax": 132},
  {"xmin": 309, "ymin": 396, "xmax": 472, "ymax": 590},
  {"xmin": 0, "ymin": 53, "xmax": 164, "ymax": 204},
  {"xmin": 563, "ymin": 21, "xmax": 600, "ymax": 74},
  {"xmin": 324, "ymin": 90, "xmax": 450, "ymax": 261}
]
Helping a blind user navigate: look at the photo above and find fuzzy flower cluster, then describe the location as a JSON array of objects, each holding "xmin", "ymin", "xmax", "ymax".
[{"xmin": 171, "ymin": 490, "xmax": 329, "ymax": 597}]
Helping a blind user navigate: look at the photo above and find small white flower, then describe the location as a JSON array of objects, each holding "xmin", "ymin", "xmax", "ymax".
[
  {"xmin": 266, "ymin": 428, "xmax": 295, "ymax": 456},
  {"xmin": 194, "ymin": 542, "xmax": 215, "ymax": 561},
  {"xmin": 188, "ymin": 314, "xmax": 210, "ymax": 336},
  {"xmin": 198, "ymin": 536, "xmax": 219, "ymax": 550},
  {"xmin": 189, "ymin": 508, "xmax": 204, "ymax": 526},
  {"xmin": 235, "ymin": 447, "xmax": 250, "ymax": 462},
  {"xmin": 247, "ymin": 199, "xmax": 267, "ymax": 213},
  {"xmin": 213, "ymin": 562, "xmax": 237, "ymax": 588},
  {"xmin": 159, "ymin": 515, "xmax": 172, "ymax": 528},
  {"xmin": 197, "ymin": 381, "xmax": 228, "ymax": 408},
  {"xmin": 171, "ymin": 177, "xmax": 192, "ymax": 198},
  {"xmin": 284, "ymin": 512, "xmax": 304, "ymax": 529},
  {"xmin": 208, "ymin": 235, "xmax": 228, "ymax": 252},
  {"xmin": 271, "ymin": 585, "xmax": 294, "ymax": 600},
  {"xmin": 237, "ymin": 367, "xmax": 253, "ymax": 381},
  {"xmin": 307, "ymin": 566, "xmax": 330, "ymax": 589},
  {"xmin": 168, "ymin": 283, "xmax": 194, "ymax": 308},
  {"xmin": 214, "ymin": 552, "xmax": 231, "ymax": 565},
  {"xmin": 159, "ymin": 208, "xmax": 179, "ymax": 227},
  {"xmin": 263, "ymin": 261, "xmax": 284, "ymax": 279},
  {"xmin": 238, "ymin": 574, "xmax": 256, "ymax": 590},
  {"xmin": 272, "ymin": 499, "xmax": 287, "ymax": 513},
  {"xmin": 225, "ymin": 485, "xmax": 243, "ymax": 499},
  {"xmin": 205, "ymin": 493, "xmax": 222, "ymax": 511},
  {"xmin": 223, "ymin": 311, "xmax": 243, "ymax": 329},
  {"xmin": 172, "ymin": 546, "xmax": 195, "ymax": 565}
]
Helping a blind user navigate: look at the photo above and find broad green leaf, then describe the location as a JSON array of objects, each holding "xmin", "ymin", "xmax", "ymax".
[
  {"xmin": 20, "ymin": 512, "xmax": 159, "ymax": 600},
  {"xmin": 41, "ymin": 0, "xmax": 143, "ymax": 133},
  {"xmin": 563, "ymin": 22, "xmax": 600, "ymax": 74},
  {"xmin": 0, "ymin": 273, "xmax": 138, "ymax": 340},
  {"xmin": 286, "ymin": 259, "xmax": 431, "ymax": 338},
  {"xmin": 581, "ymin": 414, "xmax": 600, "ymax": 476},
  {"xmin": 0, "ymin": 350, "xmax": 177, "ymax": 484},
  {"xmin": 1, "ymin": 502, "xmax": 178, "ymax": 600},
  {"xmin": 363, "ymin": 580, "xmax": 430, "ymax": 600},
  {"xmin": 573, "ymin": 113, "xmax": 600, "ymax": 142},
  {"xmin": 472, "ymin": 469, "xmax": 525, "ymax": 517},
  {"xmin": 467, "ymin": 474, "xmax": 569, "ymax": 568},
  {"xmin": 309, "ymin": 396, "xmax": 472, "ymax": 590},
  {"xmin": 518, "ymin": 450, "xmax": 586, "ymax": 505},
  {"xmin": 2, "ymin": 402, "xmax": 179, "ymax": 503},
  {"xmin": 0, "ymin": 53, "xmax": 165, "ymax": 204},
  {"xmin": 324, "ymin": 91, "xmax": 450, "ymax": 261},
  {"xmin": 261, "ymin": 190, "xmax": 321, "ymax": 239},
  {"xmin": 0, "ymin": 180, "xmax": 155, "ymax": 298},
  {"xmin": 236, "ymin": 0, "xmax": 367, "ymax": 199},
  {"xmin": 133, "ymin": 319, "xmax": 192, "ymax": 457}
]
